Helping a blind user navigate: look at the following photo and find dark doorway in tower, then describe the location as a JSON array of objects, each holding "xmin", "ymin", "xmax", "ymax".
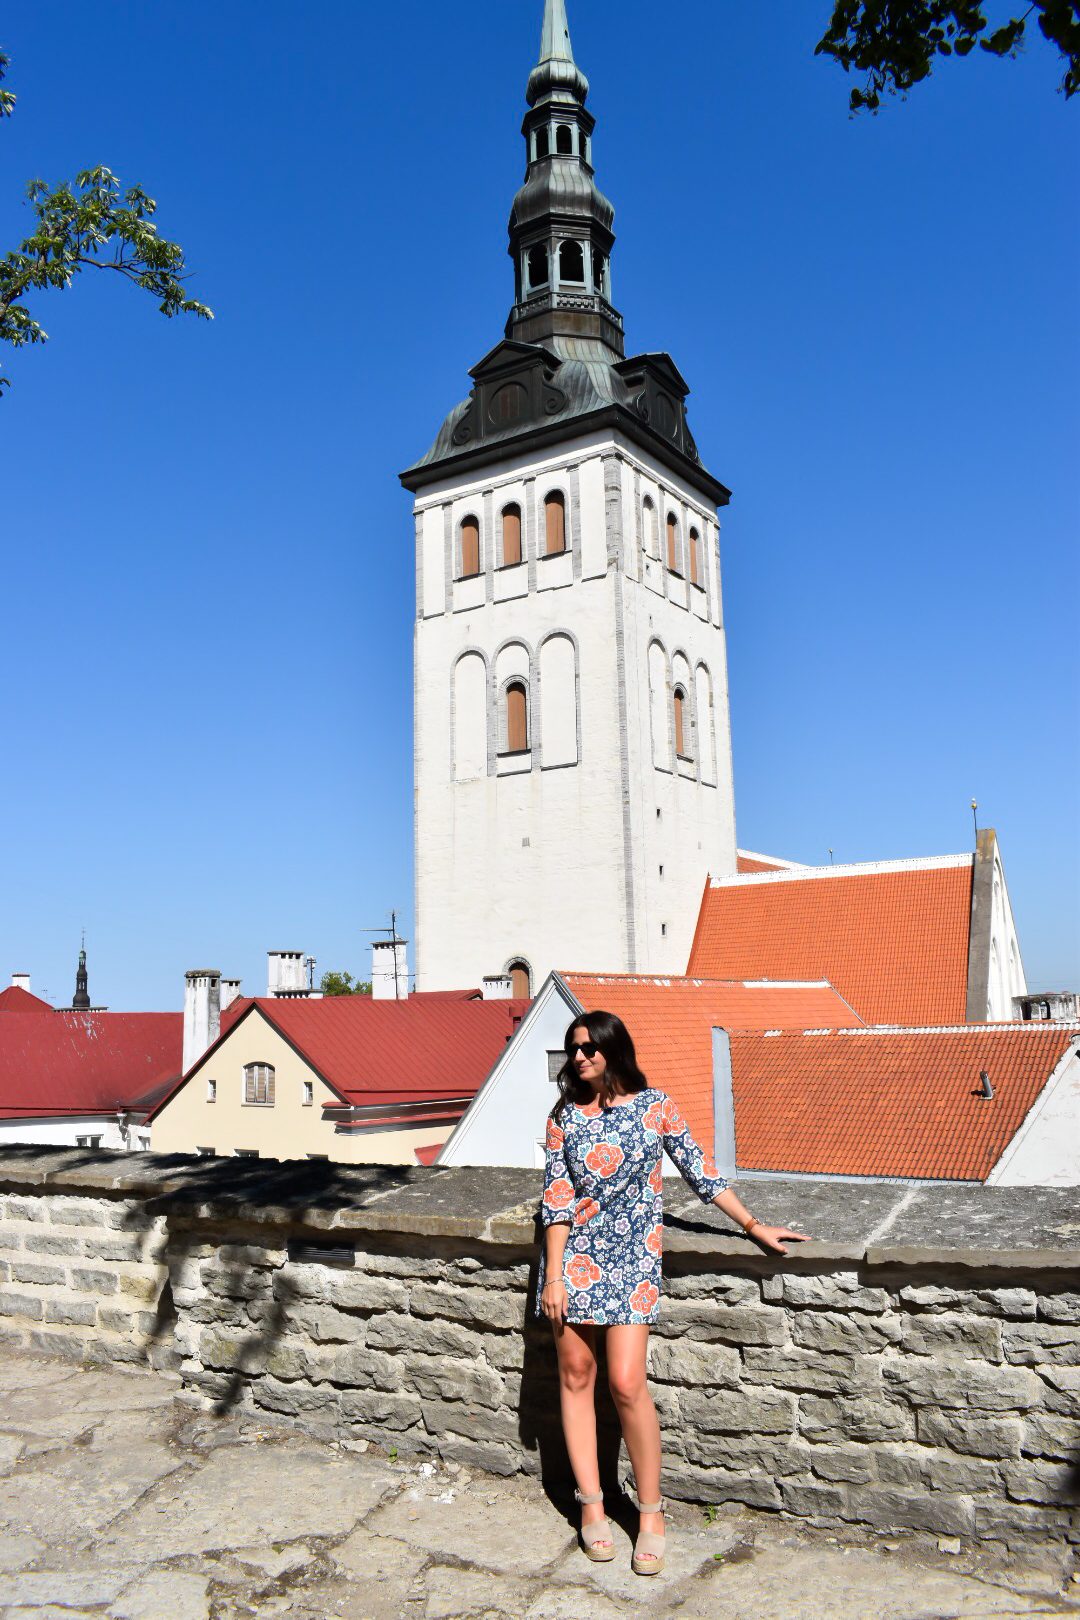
[{"xmin": 558, "ymin": 241, "xmax": 585, "ymax": 283}]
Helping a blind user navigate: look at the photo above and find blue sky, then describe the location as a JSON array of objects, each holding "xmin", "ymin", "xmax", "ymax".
[{"xmin": 2, "ymin": 1, "xmax": 1077, "ymax": 1010}]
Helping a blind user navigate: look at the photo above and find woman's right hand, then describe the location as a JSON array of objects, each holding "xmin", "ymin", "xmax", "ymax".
[{"xmin": 541, "ymin": 1279, "xmax": 569, "ymax": 1322}]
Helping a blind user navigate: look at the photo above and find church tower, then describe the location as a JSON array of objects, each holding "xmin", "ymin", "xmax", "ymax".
[{"xmin": 401, "ymin": 0, "xmax": 737, "ymax": 995}]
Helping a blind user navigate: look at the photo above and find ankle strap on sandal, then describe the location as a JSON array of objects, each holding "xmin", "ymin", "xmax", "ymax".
[
  {"xmin": 574, "ymin": 1488, "xmax": 605, "ymax": 1505},
  {"xmin": 623, "ymin": 1477, "xmax": 665, "ymax": 1513}
]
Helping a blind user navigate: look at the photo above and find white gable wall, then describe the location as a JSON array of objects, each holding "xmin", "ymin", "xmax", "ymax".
[{"xmin": 987, "ymin": 1043, "xmax": 1080, "ymax": 1186}]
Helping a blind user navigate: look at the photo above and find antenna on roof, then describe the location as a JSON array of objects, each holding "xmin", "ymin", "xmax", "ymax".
[
  {"xmin": 971, "ymin": 799, "xmax": 979, "ymax": 841},
  {"xmin": 364, "ymin": 909, "xmax": 406, "ymax": 1001},
  {"xmin": 977, "ymin": 1068, "xmax": 994, "ymax": 1100}
]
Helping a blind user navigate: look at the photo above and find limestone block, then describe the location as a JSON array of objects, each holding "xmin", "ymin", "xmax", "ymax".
[
  {"xmin": 199, "ymin": 1263, "xmax": 272, "ymax": 1300},
  {"xmin": 47, "ymin": 1197, "xmax": 129, "ymax": 1228},
  {"xmin": 842, "ymin": 1486, "xmax": 976, "ymax": 1538},
  {"xmin": 324, "ymin": 1272, "xmax": 410, "ymax": 1314},
  {"xmin": 680, "ymin": 1429, "xmax": 808, "ymax": 1476},
  {"xmin": 898, "ymin": 1285, "xmax": 1037, "ymax": 1319},
  {"xmin": 778, "ymin": 1273, "xmax": 891, "ymax": 1314},
  {"xmin": 445, "ymin": 1259, "xmax": 531, "ymax": 1289},
  {"xmin": 1001, "ymin": 1322, "xmax": 1080, "ymax": 1366},
  {"xmin": 680, "ymin": 1386, "xmax": 795, "ymax": 1435},
  {"xmin": 798, "ymin": 1394, "xmax": 914, "ymax": 1444},
  {"xmin": 779, "ymin": 1480, "xmax": 849, "ymax": 1518},
  {"xmin": 28, "ymin": 1326, "xmax": 87, "ymax": 1359},
  {"xmin": 435, "ymin": 1433, "xmax": 520, "ymax": 1476},
  {"xmin": 70, "ymin": 1266, "xmax": 118, "ymax": 1294},
  {"xmin": 925, "ymin": 1452, "xmax": 1004, "ymax": 1495},
  {"xmin": 1036, "ymin": 1291, "xmax": 1080, "ymax": 1324},
  {"xmin": 283, "ymin": 1303, "xmax": 367, "ymax": 1344},
  {"xmin": 1021, "ymin": 1413, "xmax": 1079, "ymax": 1459},
  {"xmin": 483, "ymin": 1334, "xmax": 525, "ymax": 1371},
  {"xmin": 873, "ymin": 1443, "xmax": 930, "ymax": 1488},
  {"xmin": 368, "ymin": 1312, "xmax": 482, "ymax": 1361},
  {"xmin": 405, "ymin": 1352, "xmax": 504, "ymax": 1406},
  {"xmin": 352, "ymin": 1249, "xmax": 448, "ymax": 1281},
  {"xmin": 420, "ymin": 1397, "xmax": 520, "ymax": 1446},
  {"xmin": 118, "ymin": 1271, "xmax": 165, "ymax": 1303},
  {"xmin": 0, "ymin": 1291, "xmax": 44, "ymax": 1320},
  {"xmin": 666, "ymin": 1272, "xmax": 762, "ymax": 1306},
  {"xmin": 339, "ymin": 1386, "xmax": 423, "ymax": 1430},
  {"xmin": 1037, "ymin": 1366, "xmax": 1080, "ymax": 1417},
  {"xmin": 82, "ymin": 1233, "xmax": 148, "ymax": 1262},
  {"xmin": 881, "ymin": 1359, "xmax": 1041, "ymax": 1412},
  {"xmin": 22, "ymin": 1231, "xmax": 84, "ymax": 1257},
  {"xmin": 324, "ymin": 1343, "xmax": 404, "ymax": 1391},
  {"xmin": 900, "ymin": 1314, "xmax": 1003, "ymax": 1362},
  {"xmin": 11, "ymin": 1260, "xmax": 67, "ymax": 1287},
  {"xmin": 251, "ymin": 1376, "xmax": 340, "ymax": 1417},
  {"xmin": 654, "ymin": 1299, "xmax": 787, "ymax": 1346},
  {"xmin": 2, "ymin": 1198, "xmax": 46, "ymax": 1221},
  {"xmin": 809, "ymin": 1446, "xmax": 874, "ymax": 1484},
  {"xmin": 216, "ymin": 1242, "xmax": 287, "ymax": 1268},
  {"xmin": 916, "ymin": 1409, "xmax": 1021, "ymax": 1459},
  {"xmin": 188, "ymin": 1297, "xmax": 247, "ymax": 1327},
  {"xmin": 1002, "ymin": 1458, "xmax": 1080, "ymax": 1505},
  {"xmin": 274, "ymin": 1263, "xmax": 327, "ymax": 1302},
  {"xmin": 44, "ymin": 1297, "xmax": 97, "ymax": 1326},
  {"xmin": 974, "ymin": 1499, "xmax": 1077, "ymax": 1546},
  {"xmin": 741, "ymin": 1346, "xmax": 880, "ymax": 1396},
  {"xmin": 263, "ymin": 1339, "xmax": 320, "ymax": 1382},
  {"xmin": 790, "ymin": 1310, "xmax": 901, "ymax": 1356},
  {"xmin": 648, "ymin": 1337, "xmax": 740, "ymax": 1388},
  {"xmin": 198, "ymin": 1329, "xmax": 267, "ymax": 1374},
  {"xmin": 82, "ymin": 1333, "xmax": 146, "ymax": 1366},
  {"xmin": 661, "ymin": 1460, "xmax": 782, "ymax": 1510},
  {"xmin": 409, "ymin": 1282, "xmax": 525, "ymax": 1331},
  {"xmin": 99, "ymin": 1305, "xmax": 157, "ymax": 1335}
]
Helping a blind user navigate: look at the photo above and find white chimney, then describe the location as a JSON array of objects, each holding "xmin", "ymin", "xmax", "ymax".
[
  {"xmin": 267, "ymin": 950, "xmax": 308, "ymax": 997},
  {"xmin": 482, "ymin": 974, "xmax": 513, "ymax": 1000},
  {"xmin": 372, "ymin": 937, "xmax": 408, "ymax": 1000},
  {"xmin": 220, "ymin": 978, "xmax": 242, "ymax": 1011},
  {"xmin": 11, "ymin": 973, "xmax": 31, "ymax": 993},
  {"xmin": 184, "ymin": 970, "xmax": 221, "ymax": 1074}
]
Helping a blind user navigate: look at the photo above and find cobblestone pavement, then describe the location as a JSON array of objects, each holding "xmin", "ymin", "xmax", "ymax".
[{"xmin": 0, "ymin": 1354, "xmax": 1077, "ymax": 1620}]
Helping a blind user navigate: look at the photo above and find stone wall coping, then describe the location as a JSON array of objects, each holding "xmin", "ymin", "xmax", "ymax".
[{"xmin": 2, "ymin": 1146, "xmax": 1079, "ymax": 1279}]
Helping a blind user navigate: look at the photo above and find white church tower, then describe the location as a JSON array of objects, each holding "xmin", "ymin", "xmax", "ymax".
[{"xmin": 401, "ymin": 0, "xmax": 738, "ymax": 995}]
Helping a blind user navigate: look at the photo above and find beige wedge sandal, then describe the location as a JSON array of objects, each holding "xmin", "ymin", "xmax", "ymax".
[
  {"xmin": 625, "ymin": 1481, "xmax": 666, "ymax": 1576},
  {"xmin": 574, "ymin": 1487, "xmax": 616, "ymax": 1562}
]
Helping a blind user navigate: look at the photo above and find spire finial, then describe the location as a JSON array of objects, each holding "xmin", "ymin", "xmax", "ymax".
[{"xmin": 527, "ymin": 0, "xmax": 589, "ymax": 105}]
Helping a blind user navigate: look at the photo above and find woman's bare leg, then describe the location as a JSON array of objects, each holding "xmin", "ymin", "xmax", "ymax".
[
  {"xmin": 551, "ymin": 1319, "xmax": 611, "ymax": 1547},
  {"xmin": 605, "ymin": 1325, "xmax": 663, "ymax": 1559}
]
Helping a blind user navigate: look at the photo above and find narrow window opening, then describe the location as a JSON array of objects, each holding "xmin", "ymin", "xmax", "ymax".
[
  {"xmin": 689, "ymin": 527, "xmax": 701, "ymax": 586},
  {"xmin": 76, "ymin": 1134, "xmax": 102, "ymax": 1148},
  {"xmin": 558, "ymin": 240, "xmax": 585, "ymax": 284},
  {"xmin": 656, "ymin": 807, "xmax": 662, "ymax": 821},
  {"xmin": 673, "ymin": 687, "xmax": 689, "ymax": 759},
  {"xmin": 660, "ymin": 923, "xmax": 668, "ymax": 938},
  {"xmin": 527, "ymin": 243, "xmax": 549, "ymax": 289},
  {"xmin": 544, "ymin": 490, "xmax": 566, "ymax": 554},
  {"xmin": 302, "ymin": 1080, "xmax": 314, "ymax": 1107},
  {"xmin": 502, "ymin": 503, "xmax": 522, "ymax": 567},
  {"xmin": 460, "ymin": 515, "xmax": 480, "ymax": 578},
  {"xmin": 659, "ymin": 865, "xmax": 665, "ymax": 878},
  {"xmin": 508, "ymin": 960, "xmax": 532, "ymax": 998},
  {"xmin": 642, "ymin": 496, "xmax": 658, "ymax": 557},
  {"xmin": 206, "ymin": 1078, "xmax": 217, "ymax": 1103},
  {"xmin": 535, "ymin": 125, "xmax": 549, "ymax": 160},
  {"xmin": 556, "ymin": 123, "xmax": 574, "ymax": 154},
  {"xmin": 579, "ymin": 128, "xmax": 589, "ymax": 159},
  {"xmin": 593, "ymin": 249, "xmax": 606, "ymax": 296},
  {"xmin": 666, "ymin": 513, "xmax": 679, "ymax": 572},
  {"xmin": 506, "ymin": 682, "xmax": 528, "ymax": 752}
]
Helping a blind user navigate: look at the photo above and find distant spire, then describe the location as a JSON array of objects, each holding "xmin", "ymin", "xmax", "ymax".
[
  {"xmin": 72, "ymin": 941, "xmax": 90, "ymax": 1011},
  {"xmin": 527, "ymin": 0, "xmax": 589, "ymax": 105}
]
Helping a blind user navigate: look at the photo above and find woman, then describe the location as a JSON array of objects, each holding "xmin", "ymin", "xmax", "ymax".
[{"xmin": 537, "ymin": 1009, "xmax": 807, "ymax": 1576}]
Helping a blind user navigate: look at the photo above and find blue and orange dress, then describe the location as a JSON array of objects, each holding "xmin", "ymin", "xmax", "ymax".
[{"xmin": 536, "ymin": 1088, "xmax": 729, "ymax": 1326}]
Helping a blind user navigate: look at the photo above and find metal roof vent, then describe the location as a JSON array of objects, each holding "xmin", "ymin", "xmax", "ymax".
[{"xmin": 977, "ymin": 1069, "xmax": 994, "ymax": 1100}]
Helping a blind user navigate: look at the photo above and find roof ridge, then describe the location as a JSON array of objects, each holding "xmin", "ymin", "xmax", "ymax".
[{"xmin": 711, "ymin": 853, "xmax": 973, "ymax": 887}]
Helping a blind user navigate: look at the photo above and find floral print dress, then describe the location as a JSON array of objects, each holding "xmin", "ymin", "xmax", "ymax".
[{"xmin": 536, "ymin": 1088, "xmax": 729, "ymax": 1326}]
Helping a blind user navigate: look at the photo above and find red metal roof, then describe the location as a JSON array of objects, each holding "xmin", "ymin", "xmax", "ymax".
[
  {"xmin": 0, "ymin": 985, "xmax": 55, "ymax": 1016},
  {"xmin": 0, "ymin": 1012, "xmax": 182, "ymax": 1120},
  {"xmin": 688, "ymin": 859, "xmax": 974, "ymax": 1025},
  {"xmin": 559, "ymin": 973, "xmax": 864, "ymax": 1159},
  {"xmin": 729, "ymin": 1024, "xmax": 1077, "ymax": 1182}
]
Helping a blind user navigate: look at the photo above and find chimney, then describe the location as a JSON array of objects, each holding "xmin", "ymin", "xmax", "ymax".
[
  {"xmin": 220, "ymin": 978, "xmax": 242, "ymax": 1011},
  {"xmin": 372, "ymin": 937, "xmax": 408, "ymax": 1000},
  {"xmin": 184, "ymin": 970, "xmax": 221, "ymax": 1074},
  {"xmin": 482, "ymin": 974, "xmax": 513, "ymax": 1000},
  {"xmin": 11, "ymin": 973, "xmax": 31, "ymax": 993},
  {"xmin": 977, "ymin": 1069, "xmax": 994, "ymax": 1100},
  {"xmin": 267, "ymin": 950, "xmax": 309, "ymax": 997}
]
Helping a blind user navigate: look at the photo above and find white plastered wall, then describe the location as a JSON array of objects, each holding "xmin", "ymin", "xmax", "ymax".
[
  {"xmin": 987, "ymin": 1043, "xmax": 1080, "ymax": 1186},
  {"xmin": 0, "ymin": 1116, "xmax": 152, "ymax": 1151}
]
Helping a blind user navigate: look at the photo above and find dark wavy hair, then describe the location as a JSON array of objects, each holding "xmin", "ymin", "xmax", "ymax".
[{"xmin": 551, "ymin": 1009, "xmax": 649, "ymax": 1122}]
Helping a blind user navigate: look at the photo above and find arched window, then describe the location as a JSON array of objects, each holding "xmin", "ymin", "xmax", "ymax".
[
  {"xmin": 460, "ymin": 515, "xmax": 480, "ymax": 578},
  {"xmin": 558, "ymin": 241, "xmax": 585, "ymax": 283},
  {"xmin": 666, "ymin": 513, "xmax": 679, "ymax": 572},
  {"xmin": 688, "ymin": 527, "xmax": 700, "ymax": 586},
  {"xmin": 527, "ymin": 243, "xmax": 549, "ymax": 289},
  {"xmin": 544, "ymin": 490, "xmax": 566, "ymax": 555},
  {"xmin": 579, "ymin": 128, "xmax": 589, "ymax": 160},
  {"xmin": 642, "ymin": 496, "xmax": 658, "ymax": 557},
  {"xmin": 506, "ymin": 682, "xmax": 528, "ymax": 753},
  {"xmin": 501, "ymin": 503, "xmax": 522, "ymax": 567},
  {"xmin": 534, "ymin": 125, "xmax": 549, "ymax": 160},
  {"xmin": 556, "ymin": 124, "xmax": 573, "ymax": 155},
  {"xmin": 243, "ymin": 1063, "xmax": 275, "ymax": 1106},
  {"xmin": 673, "ymin": 687, "xmax": 689, "ymax": 759},
  {"xmin": 508, "ymin": 960, "xmax": 531, "ymax": 999}
]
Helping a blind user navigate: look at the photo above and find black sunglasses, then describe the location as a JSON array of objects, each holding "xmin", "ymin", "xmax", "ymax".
[{"xmin": 569, "ymin": 1041, "xmax": 599, "ymax": 1059}]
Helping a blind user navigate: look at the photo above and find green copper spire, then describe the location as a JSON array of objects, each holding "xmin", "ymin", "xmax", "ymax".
[{"xmin": 527, "ymin": 0, "xmax": 589, "ymax": 105}]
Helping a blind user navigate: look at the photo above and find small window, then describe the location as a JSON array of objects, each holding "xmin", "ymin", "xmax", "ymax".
[
  {"xmin": 659, "ymin": 865, "xmax": 664, "ymax": 878},
  {"xmin": 689, "ymin": 527, "xmax": 701, "ymax": 586},
  {"xmin": 674, "ymin": 686, "xmax": 689, "ymax": 759},
  {"xmin": 206, "ymin": 1077, "xmax": 217, "ymax": 1103},
  {"xmin": 642, "ymin": 496, "xmax": 658, "ymax": 557},
  {"xmin": 593, "ymin": 249, "xmax": 606, "ymax": 296},
  {"xmin": 235, "ymin": 1149, "xmax": 259, "ymax": 1158},
  {"xmin": 535, "ymin": 125, "xmax": 549, "ymax": 160},
  {"xmin": 506, "ymin": 682, "xmax": 529, "ymax": 752},
  {"xmin": 509, "ymin": 961, "xmax": 532, "ymax": 998},
  {"xmin": 558, "ymin": 241, "xmax": 585, "ymax": 284},
  {"xmin": 556, "ymin": 123, "xmax": 573, "ymax": 155},
  {"xmin": 502, "ymin": 503, "xmax": 522, "ymax": 567},
  {"xmin": 243, "ymin": 1063, "xmax": 275, "ymax": 1106},
  {"xmin": 527, "ymin": 243, "xmax": 549, "ymax": 289},
  {"xmin": 302, "ymin": 1080, "xmax": 314, "ymax": 1107},
  {"xmin": 661, "ymin": 923, "xmax": 668, "ymax": 938},
  {"xmin": 460, "ymin": 515, "xmax": 480, "ymax": 578},
  {"xmin": 196, "ymin": 1146, "xmax": 216, "ymax": 1157},
  {"xmin": 544, "ymin": 490, "xmax": 566, "ymax": 555},
  {"xmin": 76, "ymin": 1134, "xmax": 102, "ymax": 1149},
  {"xmin": 666, "ymin": 513, "xmax": 679, "ymax": 572},
  {"xmin": 546, "ymin": 1050, "xmax": 565, "ymax": 1083}
]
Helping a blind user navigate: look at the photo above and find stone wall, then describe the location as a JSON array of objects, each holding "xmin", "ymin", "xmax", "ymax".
[{"xmin": 1, "ymin": 1148, "xmax": 1077, "ymax": 1549}]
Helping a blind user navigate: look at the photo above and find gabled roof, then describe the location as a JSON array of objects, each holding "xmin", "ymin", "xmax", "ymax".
[
  {"xmin": 150, "ymin": 994, "xmax": 531, "ymax": 1121},
  {"xmin": 729, "ymin": 1024, "xmax": 1078, "ymax": 1182},
  {"xmin": 559, "ymin": 972, "xmax": 864, "ymax": 1158},
  {"xmin": 0, "ymin": 985, "xmax": 55, "ymax": 1016},
  {"xmin": 688, "ymin": 856, "xmax": 974, "ymax": 1026},
  {"xmin": 736, "ymin": 849, "xmax": 806, "ymax": 875},
  {"xmin": 0, "ymin": 1012, "xmax": 182, "ymax": 1120}
]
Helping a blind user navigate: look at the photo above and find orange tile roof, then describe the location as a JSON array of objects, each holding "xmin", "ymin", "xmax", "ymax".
[
  {"xmin": 730, "ymin": 1024, "xmax": 1077, "ymax": 1181},
  {"xmin": 688, "ymin": 858, "xmax": 974, "ymax": 1025},
  {"xmin": 559, "ymin": 973, "xmax": 865, "ymax": 1158},
  {"xmin": 736, "ymin": 851, "xmax": 803, "ymax": 874}
]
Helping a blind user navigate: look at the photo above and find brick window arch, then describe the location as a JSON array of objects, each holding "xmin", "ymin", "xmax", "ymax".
[
  {"xmin": 502, "ymin": 503, "xmax": 522, "ymax": 567},
  {"xmin": 544, "ymin": 491, "xmax": 566, "ymax": 555},
  {"xmin": 506, "ymin": 682, "xmax": 529, "ymax": 753},
  {"xmin": 460, "ymin": 515, "xmax": 480, "ymax": 578}
]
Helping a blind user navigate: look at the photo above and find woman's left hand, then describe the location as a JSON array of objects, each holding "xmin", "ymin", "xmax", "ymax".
[{"xmin": 748, "ymin": 1224, "xmax": 810, "ymax": 1255}]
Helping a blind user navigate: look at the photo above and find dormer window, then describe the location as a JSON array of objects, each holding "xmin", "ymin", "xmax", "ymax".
[
  {"xmin": 526, "ymin": 243, "xmax": 549, "ymax": 291},
  {"xmin": 556, "ymin": 124, "xmax": 574, "ymax": 155},
  {"xmin": 558, "ymin": 241, "xmax": 585, "ymax": 284}
]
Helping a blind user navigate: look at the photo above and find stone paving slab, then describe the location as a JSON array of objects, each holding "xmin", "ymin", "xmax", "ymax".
[{"xmin": 0, "ymin": 1351, "xmax": 1076, "ymax": 1620}]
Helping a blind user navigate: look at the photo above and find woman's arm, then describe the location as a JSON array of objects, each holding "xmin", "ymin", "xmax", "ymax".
[
  {"xmin": 660, "ymin": 1094, "xmax": 809, "ymax": 1255},
  {"xmin": 711, "ymin": 1184, "xmax": 809, "ymax": 1257},
  {"xmin": 539, "ymin": 1115, "xmax": 573, "ymax": 1321},
  {"xmin": 541, "ymin": 1222, "xmax": 571, "ymax": 1321}
]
